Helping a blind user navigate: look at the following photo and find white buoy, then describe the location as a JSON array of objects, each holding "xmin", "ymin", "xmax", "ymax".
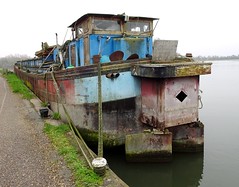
[{"xmin": 92, "ymin": 157, "xmax": 107, "ymax": 176}]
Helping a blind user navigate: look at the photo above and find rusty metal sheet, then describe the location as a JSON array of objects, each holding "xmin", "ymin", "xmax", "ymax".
[
  {"xmin": 167, "ymin": 121, "xmax": 204, "ymax": 152},
  {"xmin": 164, "ymin": 76, "xmax": 199, "ymax": 127},
  {"xmin": 131, "ymin": 62, "xmax": 212, "ymax": 78},
  {"xmin": 140, "ymin": 76, "xmax": 199, "ymax": 129},
  {"xmin": 109, "ymin": 50, "xmax": 124, "ymax": 61},
  {"xmin": 125, "ymin": 132, "xmax": 172, "ymax": 162},
  {"xmin": 175, "ymin": 64, "xmax": 211, "ymax": 77}
]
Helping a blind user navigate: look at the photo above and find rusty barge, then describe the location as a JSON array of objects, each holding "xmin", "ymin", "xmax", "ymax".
[{"xmin": 14, "ymin": 13, "xmax": 212, "ymax": 162}]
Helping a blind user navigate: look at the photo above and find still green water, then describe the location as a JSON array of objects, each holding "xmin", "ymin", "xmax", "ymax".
[{"xmin": 105, "ymin": 60, "xmax": 239, "ymax": 187}]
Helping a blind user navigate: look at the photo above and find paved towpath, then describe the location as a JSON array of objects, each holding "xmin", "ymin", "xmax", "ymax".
[{"xmin": 0, "ymin": 75, "xmax": 75, "ymax": 187}]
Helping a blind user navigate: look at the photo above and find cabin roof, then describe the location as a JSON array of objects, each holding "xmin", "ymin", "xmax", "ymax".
[{"xmin": 68, "ymin": 13, "xmax": 159, "ymax": 28}]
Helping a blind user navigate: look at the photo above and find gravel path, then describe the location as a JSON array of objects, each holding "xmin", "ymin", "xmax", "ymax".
[{"xmin": 0, "ymin": 76, "xmax": 75, "ymax": 187}]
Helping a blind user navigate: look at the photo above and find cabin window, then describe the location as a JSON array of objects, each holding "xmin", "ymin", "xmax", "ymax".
[
  {"xmin": 77, "ymin": 27, "xmax": 84, "ymax": 35},
  {"xmin": 93, "ymin": 19, "xmax": 121, "ymax": 31},
  {"xmin": 125, "ymin": 21, "xmax": 150, "ymax": 32},
  {"xmin": 76, "ymin": 21, "xmax": 89, "ymax": 37}
]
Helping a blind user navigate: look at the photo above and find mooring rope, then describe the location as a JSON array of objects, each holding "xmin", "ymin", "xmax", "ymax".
[
  {"xmin": 50, "ymin": 71, "xmax": 94, "ymax": 169},
  {"xmin": 198, "ymin": 89, "xmax": 203, "ymax": 109}
]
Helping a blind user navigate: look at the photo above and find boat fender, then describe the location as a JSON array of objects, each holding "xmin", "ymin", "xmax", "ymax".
[{"xmin": 106, "ymin": 72, "xmax": 120, "ymax": 79}]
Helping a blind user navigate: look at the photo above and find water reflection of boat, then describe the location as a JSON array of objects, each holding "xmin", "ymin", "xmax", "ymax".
[
  {"xmin": 105, "ymin": 148, "xmax": 203, "ymax": 187},
  {"xmin": 14, "ymin": 13, "xmax": 211, "ymax": 161}
]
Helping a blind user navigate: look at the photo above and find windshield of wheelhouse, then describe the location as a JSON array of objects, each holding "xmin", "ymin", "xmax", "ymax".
[
  {"xmin": 93, "ymin": 19, "xmax": 121, "ymax": 31},
  {"xmin": 125, "ymin": 21, "xmax": 150, "ymax": 33}
]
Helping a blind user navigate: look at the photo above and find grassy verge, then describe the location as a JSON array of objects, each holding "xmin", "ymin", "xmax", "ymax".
[
  {"xmin": 3, "ymin": 72, "xmax": 34, "ymax": 100},
  {"xmin": 44, "ymin": 123, "xmax": 102, "ymax": 187},
  {"xmin": 2, "ymin": 71, "xmax": 103, "ymax": 186}
]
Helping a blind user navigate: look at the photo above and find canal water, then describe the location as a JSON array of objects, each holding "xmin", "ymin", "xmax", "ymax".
[{"xmin": 104, "ymin": 59, "xmax": 239, "ymax": 187}]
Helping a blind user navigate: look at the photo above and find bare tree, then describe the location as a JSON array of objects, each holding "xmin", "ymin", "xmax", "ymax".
[{"xmin": 0, "ymin": 54, "xmax": 32, "ymax": 71}]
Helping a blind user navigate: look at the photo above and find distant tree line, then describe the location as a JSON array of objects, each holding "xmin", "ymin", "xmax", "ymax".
[
  {"xmin": 0, "ymin": 54, "xmax": 31, "ymax": 71},
  {"xmin": 194, "ymin": 54, "xmax": 239, "ymax": 61},
  {"xmin": 1, "ymin": 53, "xmax": 239, "ymax": 71}
]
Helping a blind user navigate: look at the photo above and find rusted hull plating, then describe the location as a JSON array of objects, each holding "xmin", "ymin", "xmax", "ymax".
[
  {"xmin": 140, "ymin": 76, "xmax": 199, "ymax": 129},
  {"xmin": 168, "ymin": 121, "xmax": 204, "ymax": 152},
  {"xmin": 14, "ymin": 64, "xmax": 144, "ymax": 147}
]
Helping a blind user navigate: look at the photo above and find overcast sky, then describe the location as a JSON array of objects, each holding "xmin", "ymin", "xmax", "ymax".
[{"xmin": 0, "ymin": 0, "xmax": 238, "ymax": 57}]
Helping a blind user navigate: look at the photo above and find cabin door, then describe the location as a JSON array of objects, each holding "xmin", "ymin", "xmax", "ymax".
[{"xmin": 70, "ymin": 44, "xmax": 76, "ymax": 67}]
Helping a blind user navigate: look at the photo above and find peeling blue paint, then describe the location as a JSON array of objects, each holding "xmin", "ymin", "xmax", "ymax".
[{"xmin": 74, "ymin": 71, "xmax": 141, "ymax": 104}]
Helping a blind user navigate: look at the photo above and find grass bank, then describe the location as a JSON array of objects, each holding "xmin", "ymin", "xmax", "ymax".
[
  {"xmin": 3, "ymin": 72, "xmax": 103, "ymax": 187},
  {"xmin": 44, "ymin": 123, "xmax": 102, "ymax": 187},
  {"xmin": 3, "ymin": 71, "xmax": 34, "ymax": 100}
]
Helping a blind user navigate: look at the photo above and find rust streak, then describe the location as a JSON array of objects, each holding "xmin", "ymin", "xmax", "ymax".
[{"xmin": 140, "ymin": 113, "xmax": 165, "ymax": 130}]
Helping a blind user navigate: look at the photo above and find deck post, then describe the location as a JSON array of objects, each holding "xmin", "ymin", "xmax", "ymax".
[
  {"xmin": 92, "ymin": 55, "xmax": 107, "ymax": 176},
  {"xmin": 95, "ymin": 55, "xmax": 104, "ymax": 158}
]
